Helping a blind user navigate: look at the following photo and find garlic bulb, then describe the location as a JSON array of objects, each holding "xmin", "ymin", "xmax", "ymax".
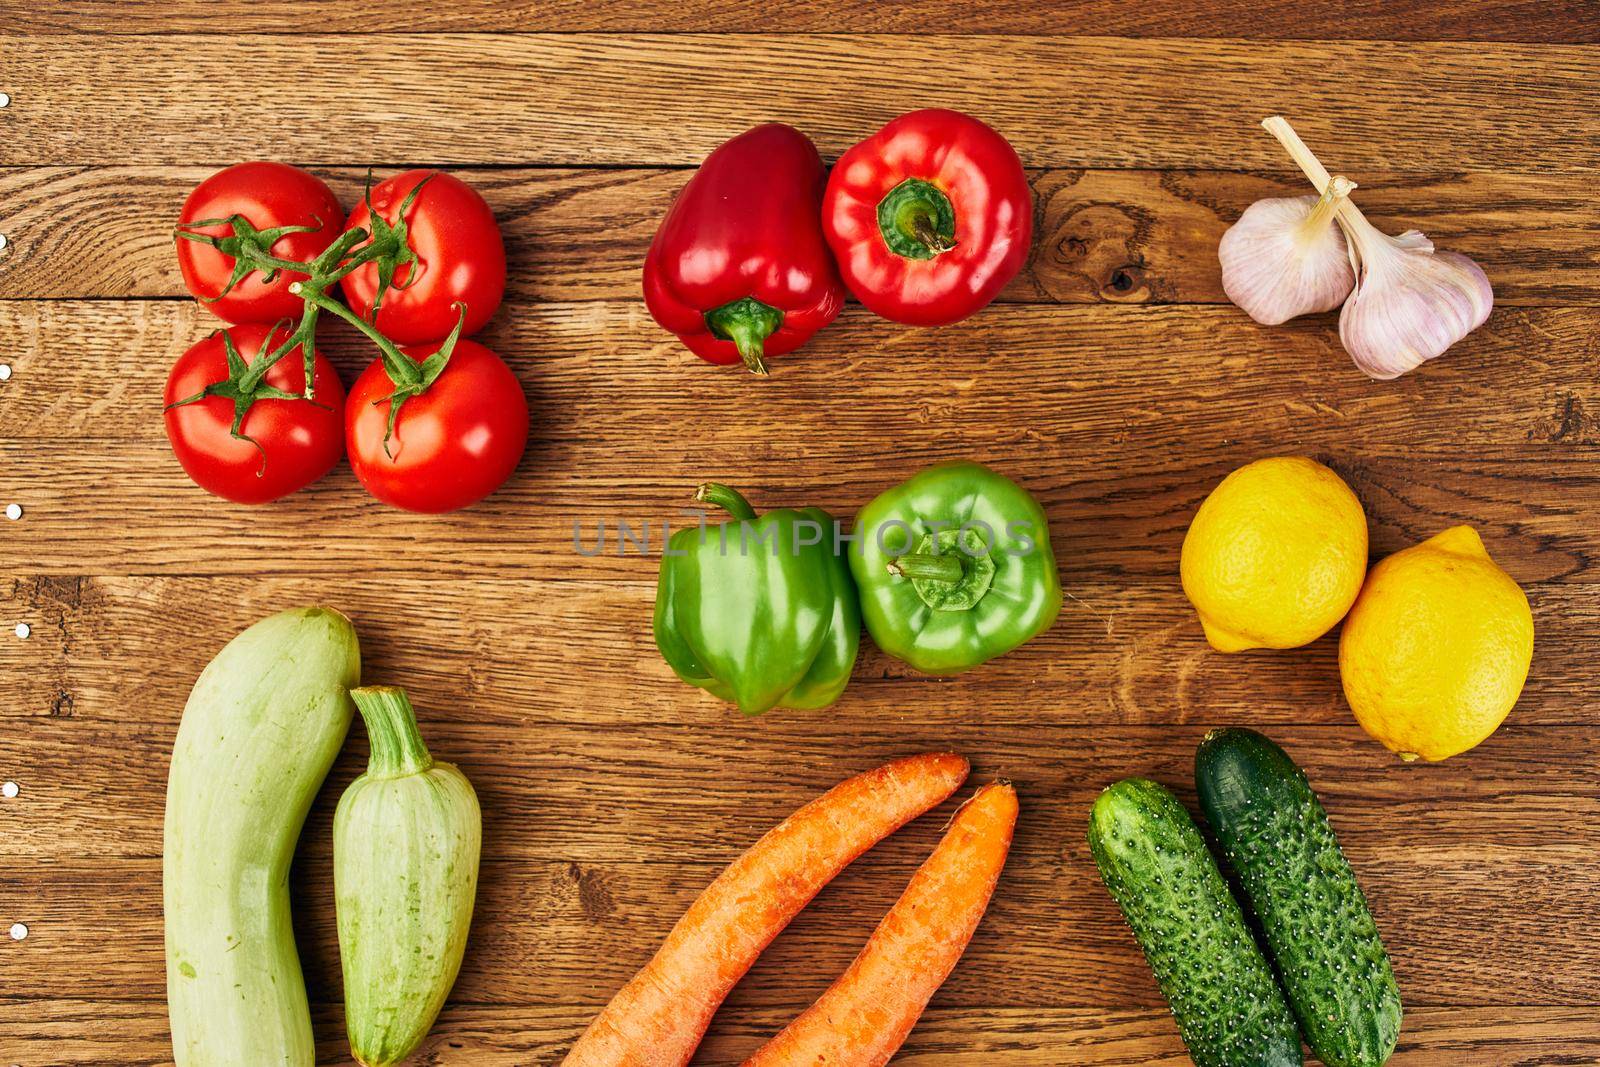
[
  {"xmin": 1336, "ymin": 217, "xmax": 1494, "ymax": 379},
  {"xmin": 1259, "ymin": 116, "xmax": 1495, "ymax": 380},
  {"xmin": 1219, "ymin": 176, "xmax": 1356, "ymax": 325}
]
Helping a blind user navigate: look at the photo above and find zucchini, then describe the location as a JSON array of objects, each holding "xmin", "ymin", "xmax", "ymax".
[
  {"xmin": 164, "ymin": 607, "xmax": 361, "ymax": 1067},
  {"xmin": 335, "ymin": 686, "xmax": 481, "ymax": 1066},
  {"xmin": 1089, "ymin": 778, "xmax": 1303, "ymax": 1067},
  {"xmin": 1196, "ymin": 728, "xmax": 1402, "ymax": 1067}
]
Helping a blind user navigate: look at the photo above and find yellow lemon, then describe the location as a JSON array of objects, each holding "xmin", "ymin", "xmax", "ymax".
[
  {"xmin": 1181, "ymin": 457, "xmax": 1368, "ymax": 652},
  {"xmin": 1340, "ymin": 526, "xmax": 1533, "ymax": 761}
]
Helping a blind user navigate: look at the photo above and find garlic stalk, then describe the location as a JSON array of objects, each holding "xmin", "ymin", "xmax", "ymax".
[
  {"xmin": 1219, "ymin": 176, "xmax": 1357, "ymax": 325},
  {"xmin": 1262, "ymin": 116, "xmax": 1494, "ymax": 380}
]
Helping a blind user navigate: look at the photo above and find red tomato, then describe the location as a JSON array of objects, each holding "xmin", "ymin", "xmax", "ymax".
[
  {"xmin": 176, "ymin": 162, "xmax": 344, "ymax": 325},
  {"xmin": 346, "ymin": 339, "xmax": 527, "ymax": 513},
  {"xmin": 163, "ymin": 323, "xmax": 346, "ymax": 504},
  {"xmin": 340, "ymin": 170, "xmax": 506, "ymax": 345}
]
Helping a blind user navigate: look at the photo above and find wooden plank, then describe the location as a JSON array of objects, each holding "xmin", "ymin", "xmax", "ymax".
[
  {"xmin": 5, "ymin": 0, "xmax": 1596, "ymax": 42},
  {"xmin": 0, "ymin": 575, "xmax": 1591, "ymax": 729},
  {"xmin": 0, "ymin": 25, "xmax": 1594, "ymax": 1067},
  {"xmin": 5, "ymin": 788, "xmax": 1597, "ymax": 1009},
  {"xmin": 4, "ymin": 1002, "xmax": 1593, "ymax": 1067},
  {"xmin": 2, "ymin": 439, "xmax": 1594, "ymax": 583},
  {"xmin": 1, "ymin": 167, "xmax": 1595, "ymax": 307},
  {"xmin": 6, "ymin": 302, "xmax": 1599, "ymax": 445},
  {"xmin": 7, "ymin": 714, "xmax": 1593, "ymax": 861},
  {"xmin": 2, "ymin": 36, "xmax": 1596, "ymax": 169},
  {"xmin": 0, "ymin": 166, "xmax": 662, "ymax": 305},
  {"xmin": 2, "ymin": 843, "xmax": 1595, "ymax": 1012},
  {"xmin": 6, "ymin": 725, "xmax": 1598, "ymax": 1008},
  {"xmin": 0, "ymin": 301, "xmax": 1595, "ymax": 580}
]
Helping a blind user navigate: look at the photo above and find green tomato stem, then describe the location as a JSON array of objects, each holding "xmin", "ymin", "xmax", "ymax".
[
  {"xmin": 294, "ymin": 285, "xmax": 424, "ymax": 388},
  {"xmin": 312, "ymin": 227, "xmax": 373, "ymax": 276},
  {"xmin": 235, "ymin": 305, "xmax": 319, "ymax": 396},
  {"xmin": 350, "ymin": 686, "xmax": 435, "ymax": 780},
  {"xmin": 246, "ymin": 249, "xmax": 313, "ymax": 275},
  {"xmin": 211, "ymin": 223, "xmax": 407, "ymax": 399}
]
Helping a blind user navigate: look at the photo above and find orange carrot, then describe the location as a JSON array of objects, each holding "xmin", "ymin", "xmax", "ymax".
[
  {"xmin": 742, "ymin": 780, "xmax": 1018, "ymax": 1067},
  {"xmin": 562, "ymin": 753, "xmax": 971, "ymax": 1067}
]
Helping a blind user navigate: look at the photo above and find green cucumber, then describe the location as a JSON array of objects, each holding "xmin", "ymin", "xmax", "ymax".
[
  {"xmin": 336, "ymin": 687, "xmax": 481, "ymax": 1066},
  {"xmin": 1196, "ymin": 728, "xmax": 1402, "ymax": 1067},
  {"xmin": 1089, "ymin": 778, "xmax": 1303, "ymax": 1067},
  {"xmin": 164, "ymin": 607, "xmax": 361, "ymax": 1067}
]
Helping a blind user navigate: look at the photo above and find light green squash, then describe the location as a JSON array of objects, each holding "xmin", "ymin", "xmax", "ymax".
[
  {"xmin": 335, "ymin": 686, "xmax": 481, "ymax": 1066},
  {"xmin": 164, "ymin": 606, "xmax": 361, "ymax": 1067}
]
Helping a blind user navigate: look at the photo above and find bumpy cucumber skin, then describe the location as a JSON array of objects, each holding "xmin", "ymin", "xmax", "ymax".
[
  {"xmin": 335, "ymin": 763, "xmax": 481, "ymax": 1066},
  {"xmin": 1197, "ymin": 729, "xmax": 1402, "ymax": 1067},
  {"xmin": 164, "ymin": 608, "xmax": 360, "ymax": 1067},
  {"xmin": 1090, "ymin": 778, "xmax": 1303, "ymax": 1067}
]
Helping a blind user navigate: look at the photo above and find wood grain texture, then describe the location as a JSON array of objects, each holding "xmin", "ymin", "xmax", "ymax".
[
  {"xmin": 4, "ymin": 15, "xmax": 1599, "ymax": 1067},
  {"xmin": 5, "ymin": 439, "xmax": 1599, "ymax": 583},
  {"xmin": 5, "ymin": 0, "xmax": 1597, "ymax": 41},
  {"xmin": 1, "ymin": 35, "xmax": 1597, "ymax": 169},
  {"xmin": 2, "ymin": 301, "xmax": 1596, "ymax": 582},
  {"xmin": 5, "ymin": 1002, "xmax": 1595, "ymax": 1067},
  {"xmin": 6, "ymin": 300, "xmax": 1599, "ymax": 445},
  {"xmin": 1, "ymin": 575, "xmax": 1594, "ymax": 731},
  {"xmin": 2, "ymin": 166, "xmax": 1596, "ymax": 306},
  {"xmin": 6, "ymin": 722, "xmax": 1597, "ymax": 1006},
  {"xmin": 9, "ymin": 712, "xmax": 1594, "ymax": 864}
]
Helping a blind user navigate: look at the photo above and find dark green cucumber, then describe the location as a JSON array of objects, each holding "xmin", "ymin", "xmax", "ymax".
[
  {"xmin": 1196, "ymin": 728, "xmax": 1402, "ymax": 1067},
  {"xmin": 1090, "ymin": 778, "xmax": 1303, "ymax": 1067}
]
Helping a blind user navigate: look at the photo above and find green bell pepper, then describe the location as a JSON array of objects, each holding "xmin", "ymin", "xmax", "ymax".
[
  {"xmin": 655, "ymin": 483, "xmax": 860, "ymax": 715},
  {"xmin": 850, "ymin": 460, "xmax": 1061, "ymax": 674}
]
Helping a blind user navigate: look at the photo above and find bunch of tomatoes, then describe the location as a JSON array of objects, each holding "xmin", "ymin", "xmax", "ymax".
[{"xmin": 165, "ymin": 161, "xmax": 528, "ymax": 513}]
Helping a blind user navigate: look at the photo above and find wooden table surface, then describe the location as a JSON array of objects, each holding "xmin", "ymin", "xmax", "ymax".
[{"xmin": 3, "ymin": 4, "xmax": 1598, "ymax": 1065}]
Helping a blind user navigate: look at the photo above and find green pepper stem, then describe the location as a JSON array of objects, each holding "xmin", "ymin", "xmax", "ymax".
[
  {"xmin": 350, "ymin": 686, "xmax": 434, "ymax": 780},
  {"xmin": 889, "ymin": 552, "xmax": 965, "ymax": 583},
  {"xmin": 695, "ymin": 482, "xmax": 758, "ymax": 522}
]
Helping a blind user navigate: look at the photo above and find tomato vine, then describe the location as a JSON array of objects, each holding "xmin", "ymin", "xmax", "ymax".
[{"xmin": 170, "ymin": 174, "xmax": 464, "ymax": 452}]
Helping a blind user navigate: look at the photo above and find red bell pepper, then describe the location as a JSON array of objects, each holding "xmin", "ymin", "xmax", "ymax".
[
  {"xmin": 643, "ymin": 124, "xmax": 845, "ymax": 375},
  {"xmin": 822, "ymin": 109, "xmax": 1033, "ymax": 326}
]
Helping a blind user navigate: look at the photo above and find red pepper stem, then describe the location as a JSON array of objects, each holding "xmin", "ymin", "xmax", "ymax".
[
  {"xmin": 888, "ymin": 552, "xmax": 965, "ymax": 583},
  {"xmin": 704, "ymin": 296, "xmax": 783, "ymax": 377},
  {"xmin": 727, "ymin": 333, "xmax": 770, "ymax": 376},
  {"xmin": 877, "ymin": 178, "xmax": 958, "ymax": 261},
  {"xmin": 695, "ymin": 482, "xmax": 758, "ymax": 522},
  {"xmin": 911, "ymin": 215, "xmax": 957, "ymax": 255}
]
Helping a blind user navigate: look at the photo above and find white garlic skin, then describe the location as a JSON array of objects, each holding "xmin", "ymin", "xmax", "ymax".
[
  {"xmin": 1338, "ymin": 232, "xmax": 1494, "ymax": 380},
  {"xmin": 1219, "ymin": 195, "xmax": 1355, "ymax": 325}
]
